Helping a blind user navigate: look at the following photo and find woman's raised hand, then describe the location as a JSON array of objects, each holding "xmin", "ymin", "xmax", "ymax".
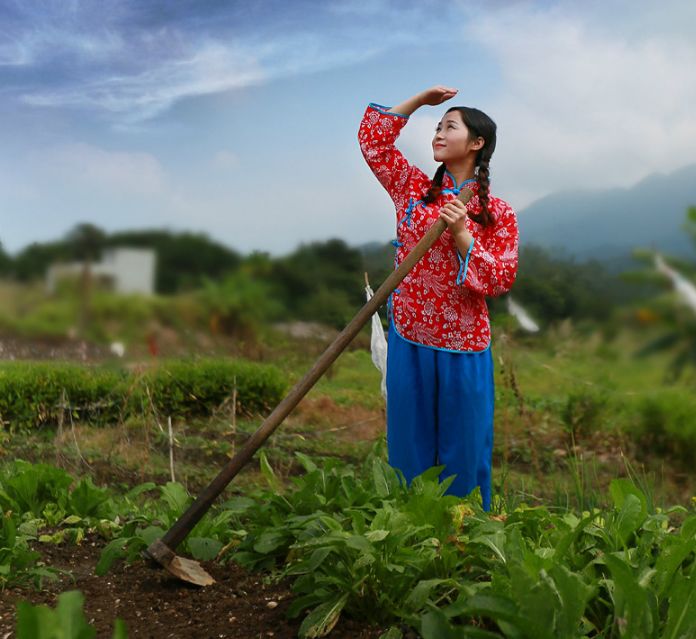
[
  {"xmin": 419, "ymin": 86, "xmax": 458, "ymax": 106},
  {"xmin": 390, "ymin": 86, "xmax": 459, "ymax": 117}
]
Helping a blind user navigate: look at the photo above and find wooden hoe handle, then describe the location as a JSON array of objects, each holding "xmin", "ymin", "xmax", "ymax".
[{"xmin": 148, "ymin": 188, "xmax": 475, "ymax": 560}]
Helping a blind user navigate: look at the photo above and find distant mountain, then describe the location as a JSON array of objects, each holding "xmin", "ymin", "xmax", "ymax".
[{"xmin": 518, "ymin": 164, "xmax": 696, "ymax": 272}]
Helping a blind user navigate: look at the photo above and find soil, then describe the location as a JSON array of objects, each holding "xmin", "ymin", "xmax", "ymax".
[{"xmin": 0, "ymin": 536, "xmax": 388, "ymax": 639}]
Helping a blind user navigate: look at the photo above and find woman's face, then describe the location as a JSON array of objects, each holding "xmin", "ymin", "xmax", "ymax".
[{"xmin": 432, "ymin": 110, "xmax": 482, "ymax": 164}]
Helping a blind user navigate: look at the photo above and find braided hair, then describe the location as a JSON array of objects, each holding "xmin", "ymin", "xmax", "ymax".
[{"xmin": 423, "ymin": 106, "xmax": 497, "ymax": 228}]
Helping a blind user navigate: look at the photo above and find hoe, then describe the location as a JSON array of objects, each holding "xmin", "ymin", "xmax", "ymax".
[{"xmin": 145, "ymin": 189, "xmax": 475, "ymax": 585}]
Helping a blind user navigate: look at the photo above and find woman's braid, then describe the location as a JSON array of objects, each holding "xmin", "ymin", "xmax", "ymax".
[
  {"xmin": 423, "ymin": 163, "xmax": 446, "ymax": 204},
  {"xmin": 470, "ymin": 156, "xmax": 493, "ymax": 227}
]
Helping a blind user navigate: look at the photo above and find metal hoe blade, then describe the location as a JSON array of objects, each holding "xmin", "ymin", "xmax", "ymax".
[{"xmin": 146, "ymin": 538, "xmax": 215, "ymax": 586}]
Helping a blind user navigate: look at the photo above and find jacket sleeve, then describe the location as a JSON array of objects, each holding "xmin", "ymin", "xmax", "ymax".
[
  {"xmin": 456, "ymin": 201, "xmax": 519, "ymax": 297},
  {"xmin": 358, "ymin": 103, "xmax": 427, "ymax": 212}
]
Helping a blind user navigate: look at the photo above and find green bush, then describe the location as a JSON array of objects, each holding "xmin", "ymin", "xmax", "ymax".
[
  {"xmin": 0, "ymin": 363, "xmax": 126, "ymax": 429},
  {"xmin": 632, "ymin": 389, "xmax": 696, "ymax": 467},
  {"xmin": 560, "ymin": 388, "xmax": 610, "ymax": 439},
  {"xmin": 0, "ymin": 358, "xmax": 287, "ymax": 431}
]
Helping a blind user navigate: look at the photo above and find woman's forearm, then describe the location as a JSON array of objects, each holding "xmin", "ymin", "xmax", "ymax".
[{"xmin": 390, "ymin": 93, "xmax": 425, "ymax": 117}]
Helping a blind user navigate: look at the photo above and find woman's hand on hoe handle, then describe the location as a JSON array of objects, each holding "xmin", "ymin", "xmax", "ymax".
[
  {"xmin": 391, "ymin": 85, "xmax": 458, "ymax": 117},
  {"xmin": 440, "ymin": 198, "xmax": 475, "ymax": 254}
]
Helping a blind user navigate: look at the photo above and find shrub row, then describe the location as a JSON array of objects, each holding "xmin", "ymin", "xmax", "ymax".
[
  {"xmin": 0, "ymin": 359, "xmax": 287, "ymax": 430},
  {"xmin": 516, "ymin": 382, "xmax": 696, "ymax": 470}
]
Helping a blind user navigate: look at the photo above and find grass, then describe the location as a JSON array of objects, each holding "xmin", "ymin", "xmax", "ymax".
[{"xmin": 2, "ymin": 319, "xmax": 695, "ymax": 513}]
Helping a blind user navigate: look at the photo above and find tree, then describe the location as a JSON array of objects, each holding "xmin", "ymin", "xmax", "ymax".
[
  {"xmin": 504, "ymin": 243, "xmax": 631, "ymax": 326},
  {"xmin": 0, "ymin": 242, "xmax": 11, "ymax": 276},
  {"xmin": 271, "ymin": 238, "xmax": 365, "ymax": 324},
  {"xmin": 630, "ymin": 206, "xmax": 696, "ymax": 381}
]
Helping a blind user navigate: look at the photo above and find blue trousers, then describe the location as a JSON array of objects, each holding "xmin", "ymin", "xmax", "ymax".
[{"xmin": 386, "ymin": 321, "xmax": 495, "ymax": 511}]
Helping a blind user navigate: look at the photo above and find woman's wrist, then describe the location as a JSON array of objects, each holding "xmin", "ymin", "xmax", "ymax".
[{"xmin": 453, "ymin": 228, "xmax": 474, "ymax": 252}]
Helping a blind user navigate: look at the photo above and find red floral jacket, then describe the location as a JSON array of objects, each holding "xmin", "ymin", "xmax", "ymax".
[{"xmin": 359, "ymin": 103, "xmax": 519, "ymax": 352}]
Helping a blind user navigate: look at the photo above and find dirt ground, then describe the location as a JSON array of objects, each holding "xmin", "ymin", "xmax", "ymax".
[{"xmin": 0, "ymin": 535, "xmax": 389, "ymax": 639}]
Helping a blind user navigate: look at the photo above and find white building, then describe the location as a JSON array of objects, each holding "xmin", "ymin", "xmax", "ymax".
[{"xmin": 47, "ymin": 247, "xmax": 156, "ymax": 295}]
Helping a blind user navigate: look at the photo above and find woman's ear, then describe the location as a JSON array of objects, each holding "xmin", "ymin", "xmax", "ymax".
[{"xmin": 472, "ymin": 136, "xmax": 485, "ymax": 151}]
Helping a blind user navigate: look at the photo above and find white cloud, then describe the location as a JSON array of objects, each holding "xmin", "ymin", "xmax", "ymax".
[
  {"xmin": 34, "ymin": 143, "xmax": 167, "ymax": 194},
  {"xmin": 22, "ymin": 42, "xmax": 266, "ymax": 122},
  {"xmin": 457, "ymin": 2, "xmax": 696, "ymax": 207}
]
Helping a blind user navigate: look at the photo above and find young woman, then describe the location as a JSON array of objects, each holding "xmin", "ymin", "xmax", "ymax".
[{"xmin": 358, "ymin": 85, "xmax": 519, "ymax": 511}]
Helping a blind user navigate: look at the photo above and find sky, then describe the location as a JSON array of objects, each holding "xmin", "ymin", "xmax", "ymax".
[{"xmin": 1, "ymin": 0, "xmax": 695, "ymax": 256}]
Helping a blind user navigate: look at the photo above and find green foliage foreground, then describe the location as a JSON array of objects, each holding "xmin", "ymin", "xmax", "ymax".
[
  {"xmin": 16, "ymin": 590, "xmax": 127, "ymax": 639},
  {"xmin": 225, "ymin": 454, "xmax": 696, "ymax": 639},
  {"xmin": 1, "ymin": 455, "xmax": 695, "ymax": 638}
]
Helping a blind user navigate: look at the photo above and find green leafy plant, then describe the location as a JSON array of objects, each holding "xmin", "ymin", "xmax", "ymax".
[
  {"xmin": 15, "ymin": 590, "xmax": 127, "ymax": 638},
  {"xmin": 223, "ymin": 451, "xmax": 696, "ymax": 639},
  {"xmin": 0, "ymin": 511, "xmax": 56, "ymax": 589}
]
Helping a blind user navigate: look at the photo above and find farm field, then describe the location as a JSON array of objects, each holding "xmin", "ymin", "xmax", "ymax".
[{"xmin": 1, "ymin": 322, "xmax": 695, "ymax": 638}]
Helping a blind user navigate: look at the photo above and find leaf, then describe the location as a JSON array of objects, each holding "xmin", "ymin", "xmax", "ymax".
[
  {"xmin": 259, "ymin": 450, "xmax": 281, "ymax": 492},
  {"xmin": 188, "ymin": 537, "xmax": 223, "ymax": 561},
  {"xmin": 469, "ymin": 531, "xmax": 507, "ymax": 564},
  {"xmin": 420, "ymin": 607, "xmax": 501, "ymax": 639},
  {"xmin": 220, "ymin": 496, "xmax": 256, "ymax": 514},
  {"xmin": 462, "ymin": 593, "xmax": 520, "ymax": 624},
  {"xmin": 506, "ymin": 564, "xmax": 556, "ymax": 639},
  {"xmin": 295, "ymin": 452, "xmax": 318, "ymax": 473},
  {"xmin": 16, "ymin": 590, "xmax": 98, "ymax": 639},
  {"xmin": 548, "ymin": 564, "xmax": 595, "ymax": 638},
  {"xmin": 298, "ymin": 593, "xmax": 349, "ymax": 638},
  {"xmin": 664, "ymin": 573, "xmax": 696, "ymax": 639},
  {"xmin": 654, "ymin": 537, "xmax": 696, "ymax": 597},
  {"xmin": 610, "ymin": 480, "xmax": 648, "ymax": 528},
  {"xmin": 307, "ymin": 548, "xmax": 332, "ymax": 571},
  {"xmin": 421, "ymin": 608, "xmax": 458, "ymax": 639},
  {"xmin": 681, "ymin": 514, "xmax": 696, "ymax": 539},
  {"xmin": 365, "ymin": 529, "xmax": 389, "ymax": 542},
  {"xmin": 16, "ymin": 601, "xmax": 54, "ymax": 639},
  {"xmin": 160, "ymin": 482, "xmax": 190, "ymax": 516},
  {"xmin": 345, "ymin": 534, "xmax": 372, "ymax": 553},
  {"xmin": 378, "ymin": 628, "xmax": 403, "ymax": 639},
  {"xmin": 112, "ymin": 618, "xmax": 128, "ymax": 639},
  {"xmin": 95, "ymin": 538, "xmax": 130, "ymax": 576},
  {"xmin": 55, "ymin": 590, "xmax": 97, "ymax": 639},
  {"xmin": 2, "ymin": 513, "xmax": 16, "ymax": 548},
  {"xmin": 253, "ymin": 530, "xmax": 287, "ymax": 555},
  {"xmin": 416, "ymin": 465, "xmax": 447, "ymax": 484},
  {"xmin": 614, "ymin": 494, "xmax": 645, "ymax": 546},
  {"xmin": 68, "ymin": 478, "xmax": 111, "ymax": 518},
  {"xmin": 372, "ymin": 459, "xmax": 393, "ymax": 498},
  {"xmin": 405, "ymin": 579, "xmax": 450, "ymax": 611},
  {"xmin": 139, "ymin": 525, "xmax": 165, "ymax": 546},
  {"xmin": 604, "ymin": 553, "xmax": 657, "ymax": 637},
  {"xmin": 123, "ymin": 482, "xmax": 157, "ymax": 501}
]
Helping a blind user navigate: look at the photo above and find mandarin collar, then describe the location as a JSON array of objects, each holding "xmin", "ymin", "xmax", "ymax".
[{"xmin": 442, "ymin": 171, "xmax": 478, "ymax": 194}]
